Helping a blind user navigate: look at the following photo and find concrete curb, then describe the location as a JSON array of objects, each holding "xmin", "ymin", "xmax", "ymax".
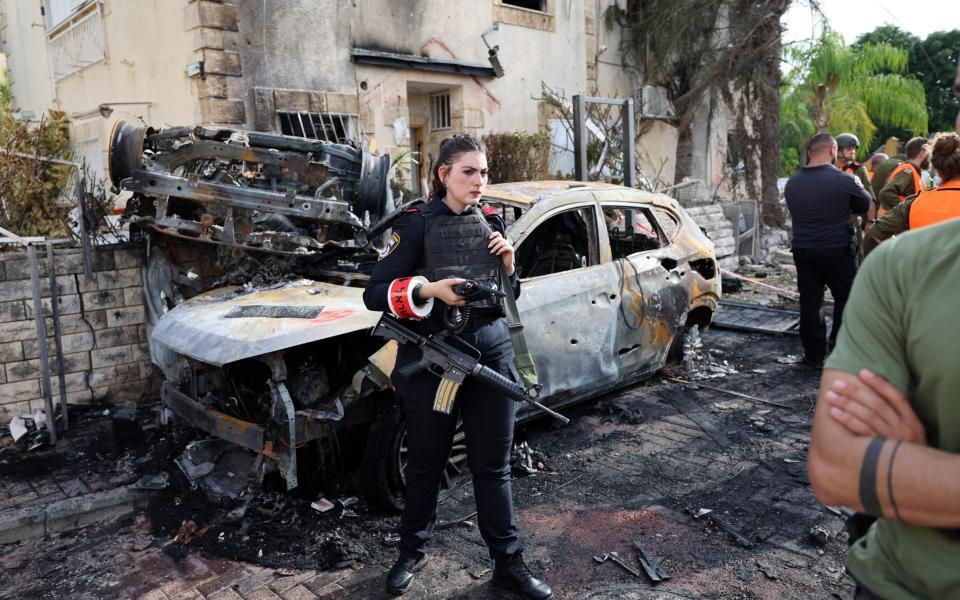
[{"xmin": 0, "ymin": 486, "xmax": 147, "ymax": 544}]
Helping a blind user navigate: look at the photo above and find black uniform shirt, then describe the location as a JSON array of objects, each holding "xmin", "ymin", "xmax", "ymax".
[
  {"xmin": 785, "ymin": 164, "xmax": 871, "ymax": 250},
  {"xmin": 362, "ymin": 197, "xmax": 521, "ymax": 315}
]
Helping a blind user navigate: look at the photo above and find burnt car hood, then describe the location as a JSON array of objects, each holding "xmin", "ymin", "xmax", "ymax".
[{"xmin": 151, "ymin": 279, "xmax": 379, "ymax": 366}]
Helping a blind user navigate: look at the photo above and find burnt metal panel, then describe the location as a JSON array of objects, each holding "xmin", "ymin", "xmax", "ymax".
[
  {"xmin": 162, "ymin": 381, "xmax": 264, "ymax": 452},
  {"xmin": 150, "ymin": 280, "xmax": 380, "ymax": 366},
  {"xmin": 712, "ymin": 301, "xmax": 802, "ymax": 334}
]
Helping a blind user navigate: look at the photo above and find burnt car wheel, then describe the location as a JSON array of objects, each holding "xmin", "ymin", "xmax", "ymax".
[{"xmin": 360, "ymin": 402, "xmax": 468, "ymax": 512}]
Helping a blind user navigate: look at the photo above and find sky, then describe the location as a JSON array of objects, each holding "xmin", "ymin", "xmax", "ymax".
[{"xmin": 782, "ymin": 0, "xmax": 960, "ymax": 48}]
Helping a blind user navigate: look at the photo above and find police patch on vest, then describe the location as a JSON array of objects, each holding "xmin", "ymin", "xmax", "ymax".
[{"xmin": 378, "ymin": 232, "xmax": 401, "ymax": 260}]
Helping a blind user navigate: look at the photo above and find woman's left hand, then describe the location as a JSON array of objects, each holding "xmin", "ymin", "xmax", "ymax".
[{"xmin": 488, "ymin": 232, "xmax": 515, "ymax": 275}]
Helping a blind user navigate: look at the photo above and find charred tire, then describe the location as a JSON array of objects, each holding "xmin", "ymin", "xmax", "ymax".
[
  {"xmin": 360, "ymin": 401, "xmax": 469, "ymax": 513},
  {"xmin": 360, "ymin": 401, "xmax": 407, "ymax": 513},
  {"xmin": 667, "ymin": 326, "xmax": 687, "ymax": 363}
]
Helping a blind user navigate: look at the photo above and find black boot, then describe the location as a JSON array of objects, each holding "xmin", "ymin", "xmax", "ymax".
[
  {"xmin": 385, "ymin": 553, "xmax": 427, "ymax": 596},
  {"xmin": 492, "ymin": 551, "xmax": 553, "ymax": 600}
]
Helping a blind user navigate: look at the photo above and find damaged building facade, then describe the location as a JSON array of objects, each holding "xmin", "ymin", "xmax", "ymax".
[{"xmin": 2, "ymin": 0, "xmax": 748, "ymax": 200}]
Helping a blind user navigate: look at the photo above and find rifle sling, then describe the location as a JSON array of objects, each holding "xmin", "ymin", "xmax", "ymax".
[{"xmin": 471, "ymin": 209, "xmax": 540, "ymax": 387}]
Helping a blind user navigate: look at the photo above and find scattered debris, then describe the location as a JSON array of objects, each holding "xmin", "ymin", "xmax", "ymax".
[
  {"xmin": 756, "ymin": 558, "xmax": 780, "ymax": 580},
  {"xmin": 382, "ymin": 533, "xmax": 401, "ymax": 547},
  {"xmin": 511, "ymin": 441, "xmax": 538, "ymax": 476},
  {"xmin": 633, "ymin": 539, "xmax": 669, "ymax": 583},
  {"xmin": 174, "ymin": 439, "xmax": 257, "ymax": 503},
  {"xmin": 668, "ymin": 377, "xmax": 791, "ymax": 409},
  {"xmin": 609, "ymin": 399, "xmax": 645, "ymax": 424},
  {"xmin": 593, "ymin": 551, "xmax": 642, "ymax": 577},
  {"xmin": 776, "ymin": 355, "xmax": 803, "ymax": 365},
  {"xmin": 690, "ymin": 508, "xmax": 755, "ymax": 548},
  {"xmin": 680, "ymin": 326, "xmax": 738, "ymax": 380},
  {"xmin": 809, "ymin": 525, "xmax": 831, "ymax": 546},
  {"xmin": 437, "ymin": 511, "xmax": 479, "ymax": 530},
  {"xmin": 173, "ymin": 520, "xmax": 208, "ymax": 545},
  {"xmin": 136, "ymin": 472, "xmax": 171, "ymax": 490},
  {"xmin": 311, "ymin": 497, "xmax": 336, "ymax": 513},
  {"xmin": 468, "ymin": 565, "xmax": 492, "ymax": 579},
  {"xmin": 9, "ymin": 416, "xmax": 28, "ymax": 442},
  {"xmin": 712, "ymin": 400, "xmax": 741, "ymax": 412}
]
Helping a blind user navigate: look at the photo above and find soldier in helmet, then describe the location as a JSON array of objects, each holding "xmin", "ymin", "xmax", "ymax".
[
  {"xmin": 835, "ymin": 133, "xmax": 873, "ymax": 195},
  {"xmin": 363, "ymin": 134, "xmax": 553, "ymax": 600}
]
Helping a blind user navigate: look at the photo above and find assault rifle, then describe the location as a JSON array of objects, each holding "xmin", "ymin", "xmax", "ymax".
[{"xmin": 372, "ymin": 314, "xmax": 570, "ymax": 424}]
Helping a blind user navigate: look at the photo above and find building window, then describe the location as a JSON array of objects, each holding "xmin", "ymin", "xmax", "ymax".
[
  {"xmin": 430, "ymin": 92, "xmax": 451, "ymax": 132},
  {"xmin": 47, "ymin": 2, "xmax": 104, "ymax": 80},
  {"xmin": 502, "ymin": 0, "xmax": 545, "ymax": 11},
  {"xmin": 277, "ymin": 112, "xmax": 357, "ymax": 143},
  {"xmin": 44, "ymin": 0, "xmax": 91, "ymax": 30}
]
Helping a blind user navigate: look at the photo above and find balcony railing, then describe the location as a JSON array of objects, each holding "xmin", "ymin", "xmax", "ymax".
[{"xmin": 48, "ymin": 5, "xmax": 104, "ymax": 81}]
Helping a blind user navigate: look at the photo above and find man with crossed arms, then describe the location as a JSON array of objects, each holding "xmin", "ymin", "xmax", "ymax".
[{"xmin": 807, "ymin": 62, "xmax": 960, "ymax": 600}]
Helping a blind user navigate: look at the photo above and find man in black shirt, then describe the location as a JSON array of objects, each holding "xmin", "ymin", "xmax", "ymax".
[{"xmin": 785, "ymin": 133, "xmax": 872, "ymax": 366}]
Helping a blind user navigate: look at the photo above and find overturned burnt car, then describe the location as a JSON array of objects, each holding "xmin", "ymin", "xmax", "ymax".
[{"xmin": 110, "ymin": 121, "xmax": 720, "ymax": 510}]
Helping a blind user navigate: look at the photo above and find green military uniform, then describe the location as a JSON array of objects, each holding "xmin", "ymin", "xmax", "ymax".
[
  {"xmin": 846, "ymin": 163, "xmax": 874, "ymax": 199},
  {"xmin": 878, "ymin": 164, "xmax": 922, "ymax": 214},
  {"xmin": 871, "ymin": 154, "xmax": 905, "ymax": 198},
  {"xmin": 825, "ymin": 218, "xmax": 960, "ymax": 600},
  {"xmin": 841, "ymin": 162, "xmax": 873, "ymax": 261},
  {"xmin": 862, "ymin": 194, "xmax": 915, "ymax": 256}
]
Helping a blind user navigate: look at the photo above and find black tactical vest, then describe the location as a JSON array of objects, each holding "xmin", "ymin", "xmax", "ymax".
[{"xmin": 412, "ymin": 202, "xmax": 503, "ymax": 313}]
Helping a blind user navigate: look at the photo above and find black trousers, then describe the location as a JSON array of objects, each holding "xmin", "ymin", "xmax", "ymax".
[
  {"xmin": 392, "ymin": 318, "xmax": 522, "ymax": 561},
  {"xmin": 792, "ymin": 246, "xmax": 857, "ymax": 361}
]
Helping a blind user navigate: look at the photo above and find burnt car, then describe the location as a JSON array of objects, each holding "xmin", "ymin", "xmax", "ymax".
[{"xmin": 110, "ymin": 122, "xmax": 719, "ymax": 510}]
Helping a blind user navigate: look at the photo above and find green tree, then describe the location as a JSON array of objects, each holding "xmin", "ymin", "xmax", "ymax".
[
  {"xmin": 912, "ymin": 30, "xmax": 960, "ymax": 133},
  {"xmin": 853, "ymin": 26, "xmax": 960, "ymax": 146},
  {"xmin": 853, "ymin": 25, "xmax": 919, "ymax": 54},
  {"xmin": 780, "ymin": 30, "xmax": 927, "ymax": 170}
]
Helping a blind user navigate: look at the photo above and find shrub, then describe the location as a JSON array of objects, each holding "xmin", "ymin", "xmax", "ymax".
[{"xmin": 483, "ymin": 131, "xmax": 551, "ymax": 184}]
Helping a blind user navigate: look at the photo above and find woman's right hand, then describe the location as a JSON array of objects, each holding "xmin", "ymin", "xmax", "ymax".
[{"xmin": 421, "ymin": 278, "xmax": 466, "ymax": 306}]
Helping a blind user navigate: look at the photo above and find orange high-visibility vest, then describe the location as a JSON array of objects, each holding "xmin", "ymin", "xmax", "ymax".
[
  {"xmin": 908, "ymin": 181, "xmax": 960, "ymax": 230},
  {"xmin": 888, "ymin": 161, "xmax": 926, "ymax": 202}
]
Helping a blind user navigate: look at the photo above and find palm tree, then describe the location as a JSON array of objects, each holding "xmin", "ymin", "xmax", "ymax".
[{"xmin": 781, "ymin": 30, "xmax": 927, "ymax": 164}]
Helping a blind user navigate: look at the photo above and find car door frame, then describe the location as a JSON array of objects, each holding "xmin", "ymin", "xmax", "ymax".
[{"xmin": 506, "ymin": 191, "xmax": 635, "ymax": 405}]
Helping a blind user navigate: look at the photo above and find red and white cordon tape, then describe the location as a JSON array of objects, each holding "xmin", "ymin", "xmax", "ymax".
[{"xmin": 388, "ymin": 276, "xmax": 433, "ymax": 319}]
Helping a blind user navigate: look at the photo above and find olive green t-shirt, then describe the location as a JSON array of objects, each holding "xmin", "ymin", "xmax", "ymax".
[{"xmin": 826, "ymin": 218, "xmax": 960, "ymax": 599}]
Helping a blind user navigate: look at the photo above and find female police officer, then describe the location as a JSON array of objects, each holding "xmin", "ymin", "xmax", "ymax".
[{"xmin": 362, "ymin": 134, "xmax": 552, "ymax": 599}]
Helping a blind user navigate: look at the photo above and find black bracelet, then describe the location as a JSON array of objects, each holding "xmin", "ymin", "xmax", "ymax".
[{"xmin": 859, "ymin": 437, "xmax": 886, "ymax": 517}]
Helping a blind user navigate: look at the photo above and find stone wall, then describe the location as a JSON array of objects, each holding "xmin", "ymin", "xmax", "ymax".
[{"xmin": 0, "ymin": 244, "xmax": 159, "ymax": 419}]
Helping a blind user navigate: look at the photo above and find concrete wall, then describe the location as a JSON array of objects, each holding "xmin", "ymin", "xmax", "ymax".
[
  {"xmin": 0, "ymin": 245, "xmax": 159, "ymax": 420},
  {"xmin": 0, "ymin": 0, "xmax": 58, "ymax": 119}
]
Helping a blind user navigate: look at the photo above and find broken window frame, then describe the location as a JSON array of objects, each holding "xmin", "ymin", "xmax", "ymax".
[
  {"xmin": 500, "ymin": 0, "xmax": 547, "ymax": 13},
  {"xmin": 429, "ymin": 92, "xmax": 451, "ymax": 132},
  {"xmin": 601, "ymin": 203, "xmax": 668, "ymax": 259},
  {"xmin": 514, "ymin": 203, "xmax": 600, "ymax": 280},
  {"xmin": 276, "ymin": 111, "xmax": 358, "ymax": 143},
  {"xmin": 651, "ymin": 206, "xmax": 681, "ymax": 242}
]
